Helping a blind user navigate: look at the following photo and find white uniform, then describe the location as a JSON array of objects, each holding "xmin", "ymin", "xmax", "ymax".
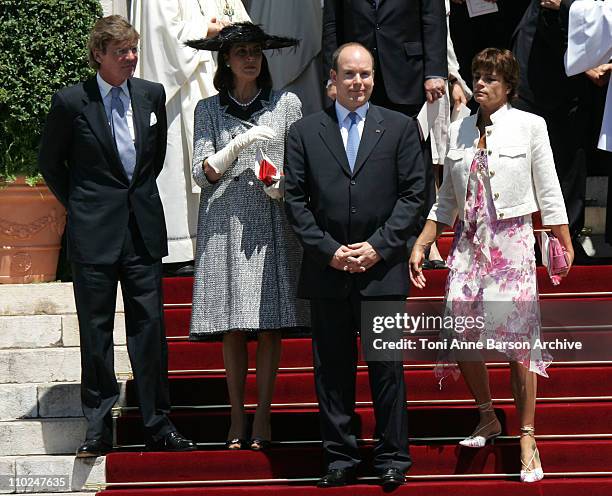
[
  {"xmin": 565, "ymin": 0, "xmax": 612, "ymax": 152},
  {"xmin": 130, "ymin": 0, "xmax": 250, "ymax": 262}
]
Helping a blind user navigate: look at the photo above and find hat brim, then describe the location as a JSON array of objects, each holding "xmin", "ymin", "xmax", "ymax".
[{"xmin": 185, "ymin": 22, "xmax": 299, "ymax": 52}]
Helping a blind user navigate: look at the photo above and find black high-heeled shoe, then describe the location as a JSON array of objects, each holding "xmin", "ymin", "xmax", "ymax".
[
  {"xmin": 225, "ymin": 438, "xmax": 246, "ymax": 450},
  {"xmin": 249, "ymin": 437, "xmax": 271, "ymax": 451}
]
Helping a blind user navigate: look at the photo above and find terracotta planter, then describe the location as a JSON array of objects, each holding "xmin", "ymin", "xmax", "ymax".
[{"xmin": 0, "ymin": 177, "xmax": 66, "ymax": 283}]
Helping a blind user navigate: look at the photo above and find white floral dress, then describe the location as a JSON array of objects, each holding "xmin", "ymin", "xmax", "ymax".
[{"xmin": 436, "ymin": 149, "xmax": 551, "ymax": 383}]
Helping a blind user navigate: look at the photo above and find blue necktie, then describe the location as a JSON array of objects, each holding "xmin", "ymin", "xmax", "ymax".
[
  {"xmin": 346, "ymin": 112, "xmax": 360, "ymax": 172},
  {"xmin": 110, "ymin": 87, "xmax": 136, "ymax": 181}
]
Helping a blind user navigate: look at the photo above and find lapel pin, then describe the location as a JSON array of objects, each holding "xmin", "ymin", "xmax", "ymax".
[{"xmin": 375, "ymin": 129, "xmax": 381, "ymax": 133}]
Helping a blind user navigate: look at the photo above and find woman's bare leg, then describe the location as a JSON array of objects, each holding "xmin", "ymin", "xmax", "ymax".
[
  {"xmin": 458, "ymin": 361, "xmax": 501, "ymax": 441},
  {"xmin": 251, "ymin": 330, "xmax": 282, "ymax": 442},
  {"xmin": 509, "ymin": 362, "xmax": 542, "ymax": 476},
  {"xmin": 223, "ymin": 331, "xmax": 248, "ymax": 444}
]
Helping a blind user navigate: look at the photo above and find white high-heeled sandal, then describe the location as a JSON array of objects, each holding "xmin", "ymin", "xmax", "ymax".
[
  {"xmin": 459, "ymin": 401, "xmax": 502, "ymax": 448},
  {"xmin": 520, "ymin": 425, "xmax": 544, "ymax": 483}
]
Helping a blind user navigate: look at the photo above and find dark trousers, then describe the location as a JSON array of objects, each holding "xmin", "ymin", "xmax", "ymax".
[
  {"xmin": 310, "ymin": 291, "xmax": 411, "ymax": 473},
  {"xmin": 514, "ymin": 97, "xmax": 587, "ymax": 238},
  {"xmin": 71, "ymin": 217, "xmax": 174, "ymax": 444}
]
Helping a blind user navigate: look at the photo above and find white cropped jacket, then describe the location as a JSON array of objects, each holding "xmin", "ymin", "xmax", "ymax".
[{"xmin": 428, "ymin": 104, "xmax": 569, "ymax": 227}]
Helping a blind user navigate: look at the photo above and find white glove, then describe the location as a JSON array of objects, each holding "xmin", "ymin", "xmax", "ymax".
[
  {"xmin": 207, "ymin": 125, "xmax": 276, "ymax": 175},
  {"xmin": 263, "ymin": 175, "xmax": 284, "ymax": 200}
]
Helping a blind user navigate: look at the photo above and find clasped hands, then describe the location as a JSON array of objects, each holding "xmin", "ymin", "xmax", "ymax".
[{"xmin": 330, "ymin": 242, "xmax": 381, "ymax": 273}]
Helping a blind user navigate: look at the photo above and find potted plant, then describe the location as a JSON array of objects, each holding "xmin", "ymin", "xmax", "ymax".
[{"xmin": 0, "ymin": 0, "xmax": 102, "ymax": 283}]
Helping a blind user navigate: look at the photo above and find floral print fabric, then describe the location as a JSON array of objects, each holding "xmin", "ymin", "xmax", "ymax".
[{"xmin": 436, "ymin": 149, "xmax": 551, "ymax": 384}]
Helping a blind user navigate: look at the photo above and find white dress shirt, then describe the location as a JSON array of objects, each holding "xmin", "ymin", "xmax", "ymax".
[
  {"xmin": 97, "ymin": 73, "xmax": 136, "ymax": 142},
  {"xmin": 335, "ymin": 100, "xmax": 369, "ymax": 150}
]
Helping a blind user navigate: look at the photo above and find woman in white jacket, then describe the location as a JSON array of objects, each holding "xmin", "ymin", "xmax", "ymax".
[{"xmin": 409, "ymin": 48, "xmax": 574, "ymax": 483}]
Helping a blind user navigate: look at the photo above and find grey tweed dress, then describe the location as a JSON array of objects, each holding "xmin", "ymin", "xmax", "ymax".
[{"xmin": 190, "ymin": 89, "xmax": 309, "ymax": 337}]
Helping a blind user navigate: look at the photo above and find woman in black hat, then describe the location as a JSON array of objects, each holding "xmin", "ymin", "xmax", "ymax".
[{"xmin": 187, "ymin": 23, "xmax": 309, "ymax": 451}]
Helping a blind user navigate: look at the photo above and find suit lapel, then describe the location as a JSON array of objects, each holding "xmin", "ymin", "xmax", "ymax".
[
  {"xmin": 352, "ymin": 105, "xmax": 385, "ymax": 177},
  {"xmin": 319, "ymin": 106, "xmax": 352, "ymax": 178},
  {"xmin": 127, "ymin": 79, "xmax": 151, "ymax": 183},
  {"xmin": 81, "ymin": 78, "xmax": 129, "ymax": 184}
]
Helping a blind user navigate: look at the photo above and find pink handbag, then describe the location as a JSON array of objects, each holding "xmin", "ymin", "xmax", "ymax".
[{"xmin": 538, "ymin": 231, "xmax": 569, "ymax": 286}]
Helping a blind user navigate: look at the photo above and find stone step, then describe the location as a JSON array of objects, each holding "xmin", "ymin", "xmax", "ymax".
[
  {"xmin": 0, "ymin": 418, "xmax": 88, "ymax": 456},
  {"xmin": 0, "ymin": 348, "xmax": 131, "ymax": 384},
  {"xmin": 0, "ymin": 314, "xmax": 126, "ymax": 350},
  {"xmin": 0, "ymin": 316, "xmax": 62, "ymax": 350},
  {"xmin": 0, "ymin": 455, "xmax": 103, "ymax": 493},
  {"xmin": 0, "ymin": 382, "xmax": 127, "ymax": 421},
  {"xmin": 0, "ymin": 283, "xmax": 123, "ymax": 317}
]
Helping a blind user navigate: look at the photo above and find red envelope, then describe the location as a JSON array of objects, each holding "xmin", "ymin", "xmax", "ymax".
[{"xmin": 255, "ymin": 149, "xmax": 281, "ymax": 187}]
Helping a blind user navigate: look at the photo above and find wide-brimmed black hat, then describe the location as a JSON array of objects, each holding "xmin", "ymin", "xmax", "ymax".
[{"xmin": 185, "ymin": 22, "xmax": 299, "ymax": 52}]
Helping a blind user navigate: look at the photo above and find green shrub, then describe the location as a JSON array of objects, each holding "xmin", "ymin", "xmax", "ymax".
[{"xmin": 0, "ymin": 0, "xmax": 102, "ymax": 184}]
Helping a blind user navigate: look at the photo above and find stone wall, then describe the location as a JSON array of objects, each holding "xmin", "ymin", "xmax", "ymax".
[{"xmin": 0, "ymin": 283, "xmax": 130, "ymax": 493}]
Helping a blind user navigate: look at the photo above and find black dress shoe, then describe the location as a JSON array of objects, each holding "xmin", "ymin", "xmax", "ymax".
[
  {"xmin": 146, "ymin": 431, "xmax": 197, "ymax": 452},
  {"xmin": 163, "ymin": 262, "xmax": 194, "ymax": 277},
  {"xmin": 76, "ymin": 439, "xmax": 112, "ymax": 458},
  {"xmin": 379, "ymin": 468, "xmax": 406, "ymax": 488},
  {"xmin": 422, "ymin": 258, "xmax": 434, "ymax": 270},
  {"xmin": 317, "ymin": 468, "xmax": 356, "ymax": 488},
  {"xmin": 430, "ymin": 259, "xmax": 447, "ymax": 269}
]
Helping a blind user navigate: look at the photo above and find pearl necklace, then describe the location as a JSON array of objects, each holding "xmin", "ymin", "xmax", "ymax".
[{"xmin": 228, "ymin": 88, "xmax": 262, "ymax": 108}]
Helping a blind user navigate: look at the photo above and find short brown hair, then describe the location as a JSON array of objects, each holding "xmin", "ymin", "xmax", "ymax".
[
  {"xmin": 88, "ymin": 15, "xmax": 139, "ymax": 70},
  {"xmin": 331, "ymin": 42, "xmax": 375, "ymax": 72},
  {"xmin": 471, "ymin": 48, "xmax": 520, "ymax": 100}
]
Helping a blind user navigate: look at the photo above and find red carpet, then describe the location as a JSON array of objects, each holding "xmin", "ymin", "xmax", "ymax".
[
  {"xmin": 105, "ymin": 441, "xmax": 612, "ymax": 482},
  {"xmin": 127, "ymin": 366, "xmax": 612, "ymax": 405},
  {"xmin": 116, "ymin": 402, "xmax": 612, "ymax": 445},
  {"xmin": 162, "ymin": 265, "xmax": 612, "ymax": 305},
  {"xmin": 102, "ymin": 267, "xmax": 612, "ymax": 495},
  {"xmin": 98, "ymin": 478, "xmax": 612, "ymax": 496},
  {"xmin": 166, "ymin": 333, "xmax": 612, "ymax": 371}
]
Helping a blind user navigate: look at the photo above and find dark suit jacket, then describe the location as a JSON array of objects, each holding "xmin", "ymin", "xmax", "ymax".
[
  {"xmin": 38, "ymin": 76, "xmax": 168, "ymax": 264},
  {"xmin": 323, "ymin": 0, "xmax": 447, "ymax": 106},
  {"xmin": 284, "ymin": 104, "xmax": 425, "ymax": 299},
  {"xmin": 512, "ymin": 0, "xmax": 583, "ymax": 111}
]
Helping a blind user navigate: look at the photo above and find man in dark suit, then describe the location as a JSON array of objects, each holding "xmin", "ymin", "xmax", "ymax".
[
  {"xmin": 322, "ymin": 0, "xmax": 445, "ymax": 269},
  {"xmin": 284, "ymin": 43, "xmax": 425, "ymax": 488},
  {"xmin": 323, "ymin": 0, "xmax": 448, "ymax": 115},
  {"xmin": 38, "ymin": 15, "xmax": 195, "ymax": 457}
]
